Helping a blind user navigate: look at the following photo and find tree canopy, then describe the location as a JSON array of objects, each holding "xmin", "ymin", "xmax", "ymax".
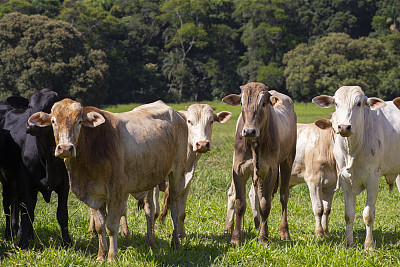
[{"xmin": 0, "ymin": 0, "xmax": 399, "ymax": 104}]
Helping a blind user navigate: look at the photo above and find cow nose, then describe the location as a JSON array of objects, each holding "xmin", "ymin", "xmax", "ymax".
[
  {"xmin": 55, "ymin": 144, "xmax": 76, "ymax": 158},
  {"xmin": 243, "ymin": 128, "xmax": 257, "ymax": 137},
  {"xmin": 195, "ymin": 141, "xmax": 211, "ymax": 153},
  {"xmin": 337, "ymin": 124, "xmax": 352, "ymax": 137}
]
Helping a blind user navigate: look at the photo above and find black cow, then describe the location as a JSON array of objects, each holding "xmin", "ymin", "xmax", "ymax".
[{"xmin": 1, "ymin": 89, "xmax": 70, "ymax": 248}]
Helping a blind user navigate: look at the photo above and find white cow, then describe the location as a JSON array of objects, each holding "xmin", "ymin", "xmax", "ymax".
[{"xmin": 313, "ymin": 86, "xmax": 400, "ymax": 250}]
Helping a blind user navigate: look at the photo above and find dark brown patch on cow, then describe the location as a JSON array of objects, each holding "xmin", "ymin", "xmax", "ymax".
[{"xmin": 78, "ymin": 106, "xmax": 120, "ymax": 167}]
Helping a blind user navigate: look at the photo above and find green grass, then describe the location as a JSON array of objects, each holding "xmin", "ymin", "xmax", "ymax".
[{"xmin": 1, "ymin": 101, "xmax": 399, "ymax": 266}]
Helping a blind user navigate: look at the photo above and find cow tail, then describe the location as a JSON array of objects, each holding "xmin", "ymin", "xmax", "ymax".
[{"xmin": 159, "ymin": 185, "xmax": 170, "ymax": 223}]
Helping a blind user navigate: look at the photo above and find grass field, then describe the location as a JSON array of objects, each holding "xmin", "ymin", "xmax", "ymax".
[{"xmin": 1, "ymin": 101, "xmax": 400, "ymax": 266}]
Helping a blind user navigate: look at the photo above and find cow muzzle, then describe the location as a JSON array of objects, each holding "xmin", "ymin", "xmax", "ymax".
[
  {"xmin": 337, "ymin": 124, "xmax": 353, "ymax": 137},
  {"xmin": 55, "ymin": 144, "xmax": 76, "ymax": 158},
  {"xmin": 194, "ymin": 141, "xmax": 211, "ymax": 153},
  {"xmin": 242, "ymin": 128, "xmax": 258, "ymax": 138}
]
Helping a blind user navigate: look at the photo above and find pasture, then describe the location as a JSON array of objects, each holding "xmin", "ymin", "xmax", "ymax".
[{"xmin": 1, "ymin": 101, "xmax": 400, "ymax": 266}]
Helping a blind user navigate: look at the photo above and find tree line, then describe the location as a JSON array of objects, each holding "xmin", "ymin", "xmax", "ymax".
[{"xmin": 0, "ymin": 0, "xmax": 399, "ymax": 105}]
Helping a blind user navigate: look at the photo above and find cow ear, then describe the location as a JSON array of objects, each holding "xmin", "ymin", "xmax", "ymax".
[
  {"xmin": 185, "ymin": 106, "xmax": 189, "ymax": 111},
  {"xmin": 210, "ymin": 105, "xmax": 217, "ymax": 111},
  {"xmin": 366, "ymin": 97, "xmax": 386, "ymax": 110},
  {"xmin": 394, "ymin": 97, "xmax": 400, "ymax": 110},
  {"xmin": 270, "ymin": 96, "xmax": 283, "ymax": 106},
  {"xmin": 312, "ymin": 95, "xmax": 335, "ymax": 108},
  {"xmin": 314, "ymin": 118, "xmax": 332, "ymax": 130},
  {"xmin": 177, "ymin": 110, "xmax": 187, "ymax": 121},
  {"xmin": 28, "ymin": 112, "xmax": 52, "ymax": 127},
  {"xmin": 7, "ymin": 96, "xmax": 29, "ymax": 109},
  {"xmin": 82, "ymin": 111, "xmax": 105, "ymax": 128},
  {"xmin": 214, "ymin": 111, "xmax": 232, "ymax": 123},
  {"xmin": 222, "ymin": 94, "xmax": 241, "ymax": 106}
]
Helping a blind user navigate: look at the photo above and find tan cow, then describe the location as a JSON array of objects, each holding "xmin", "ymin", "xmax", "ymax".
[
  {"xmin": 222, "ymin": 82, "xmax": 297, "ymax": 244},
  {"xmin": 28, "ymin": 99, "xmax": 187, "ymax": 261},
  {"xmin": 90, "ymin": 104, "xmax": 232, "ymax": 240},
  {"xmin": 225, "ymin": 119, "xmax": 338, "ymax": 237}
]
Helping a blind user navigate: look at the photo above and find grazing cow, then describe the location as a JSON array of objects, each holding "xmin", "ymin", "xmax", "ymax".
[
  {"xmin": 222, "ymin": 82, "xmax": 297, "ymax": 244},
  {"xmin": 0, "ymin": 89, "xmax": 70, "ymax": 248},
  {"xmin": 313, "ymin": 86, "xmax": 400, "ymax": 250},
  {"xmin": 160, "ymin": 104, "xmax": 232, "ymax": 238},
  {"xmin": 28, "ymin": 99, "xmax": 188, "ymax": 261},
  {"xmin": 225, "ymin": 120, "xmax": 338, "ymax": 237}
]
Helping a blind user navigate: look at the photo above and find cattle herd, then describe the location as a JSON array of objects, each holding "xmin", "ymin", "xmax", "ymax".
[{"xmin": 1, "ymin": 83, "xmax": 400, "ymax": 261}]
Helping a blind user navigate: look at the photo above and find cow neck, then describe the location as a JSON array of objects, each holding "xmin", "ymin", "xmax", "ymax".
[{"xmin": 251, "ymin": 106, "xmax": 274, "ymax": 186}]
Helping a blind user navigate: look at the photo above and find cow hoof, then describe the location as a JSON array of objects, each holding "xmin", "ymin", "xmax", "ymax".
[
  {"xmin": 230, "ymin": 239, "xmax": 240, "ymax": 245},
  {"xmin": 224, "ymin": 222, "xmax": 234, "ymax": 232},
  {"xmin": 170, "ymin": 239, "xmax": 181, "ymax": 250},
  {"xmin": 258, "ymin": 236, "xmax": 268, "ymax": 245},
  {"xmin": 178, "ymin": 232, "xmax": 187, "ymax": 239}
]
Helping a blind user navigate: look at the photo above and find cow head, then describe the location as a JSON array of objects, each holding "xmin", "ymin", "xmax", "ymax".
[
  {"xmin": 312, "ymin": 86, "xmax": 386, "ymax": 137},
  {"xmin": 394, "ymin": 97, "xmax": 400, "ymax": 110},
  {"xmin": 178, "ymin": 104, "xmax": 232, "ymax": 153},
  {"xmin": 222, "ymin": 82, "xmax": 281, "ymax": 138},
  {"xmin": 27, "ymin": 99, "xmax": 105, "ymax": 158}
]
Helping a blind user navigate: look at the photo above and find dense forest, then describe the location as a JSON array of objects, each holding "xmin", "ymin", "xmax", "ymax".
[{"xmin": 0, "ymin": 0, "xmax": 399, "ymax": 105}]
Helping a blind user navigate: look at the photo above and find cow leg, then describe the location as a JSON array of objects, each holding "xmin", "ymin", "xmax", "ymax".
[
  {"xmin": 321, "ymin": 187, "xmax": 334, "ymax": 236},
  {"xmin": 18, "ymin": 167, "xmax": 36, "ymax": 248},
  {"xmin": 3, "ymin": 182, "xmax": 19, "ymax": 239},
  {"xmin": 143, "ymin": 189, "xmax": 155, "ymax": 248},
  {"xmin": 249, "ymin": 183, "xmax": 260, "ymax": 229},
  {"xmin": 224, "ymin": 180, "xmax": 235, "ymax": 231},
  {"xmin": 55, "ymin": 181, "xmax": 71, "ymax": 246},
  {"xmin": 279, "ymin": 161, "xmax": 291, "ymax": 241},
  {"xmin": 257, "ymin": 167, "xmax": 276, "ymax": 244},
  {"xmin": 177, "ymin": 180, "xmax": 192, "ymax": 238},
  {"xmin": 120, "ymin": 193, "xmax": 130, "ymax": 238},
  {"xmin": 88, "ymin": 210, "xmax": 95, "ymax": 233},
  {"xmin": 92, "ymin": 206, "xmax": 108, "ymax": 261},
  {"xmin": 167, "ymin": 171, "xmax": 182, "ymax": 249},
  {"xmin": 305, "ymin": 178, "xmax": 324, "ymax": 237},
  {"xmin": 342, "ymin": 178, "xmax": 356, "ymax": 248},
  {"xmin": 363, "ymin": 176, "xmax": 379, "ymax": 251},
  {"xmin": 396, "ymin": 175, "xmax": 400, "ymax": 195},
  {"xmin": 106, "ymin": 196, "xmax": 126, "ymax": 262},
  {"xmin": 231, "ymin": 168, "xmax": 248, "ymax": 245},
  {"xmin": 154, "ymin": 185, "xmax": 160, "ymax": 222}
]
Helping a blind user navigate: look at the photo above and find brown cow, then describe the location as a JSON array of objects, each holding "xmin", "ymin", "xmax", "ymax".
[
  {"xmin": 28, "ymin": 99, "xmax": 187, "ymax": 261},
  {"xmin": 222, "ymin": 82, "xmax": 297, "ymax": 244},
  {"xmin": 226, "ymin": 120, "xmax": 338, "ymax": 237}
]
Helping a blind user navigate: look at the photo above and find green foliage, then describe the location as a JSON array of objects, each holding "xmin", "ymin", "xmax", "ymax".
[
  {"xmin": 0, "ymin": 12, "xmax": 109, "ymax": 105},
  {"xmin": 283, "ymin": 33, "xmax": 396, "ymax": 101},
  {"xmin": 0, "ymin": 0, "xmax": 398, "ymax": 104}
]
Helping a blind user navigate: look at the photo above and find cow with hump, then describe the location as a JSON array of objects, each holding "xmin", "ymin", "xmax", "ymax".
[
  {"xmin": 313, "ymin": 86, "xmax": 400, "ymax": 250},
  {"xmin": 159, "ymin": 104, "xmax": 232, "ymax": 237},
  {"xmin": 28, "ymin": 99, "xmax": 188, "ymax": 261},
  {"xmin": 226, "ymin": 117, "xmax": 338, "ymax": 238},
  {"xmin": 222, "ymin": 82, "xmax": 297, "ymax": 245}
]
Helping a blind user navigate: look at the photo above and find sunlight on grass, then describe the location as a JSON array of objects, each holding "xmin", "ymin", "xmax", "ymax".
[{"xmin": 0, "ymin": 101, "xmax": 398, "ymax": 266}]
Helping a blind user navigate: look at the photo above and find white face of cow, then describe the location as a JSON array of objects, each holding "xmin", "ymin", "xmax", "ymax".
[
  {"xmin": 27, "ymin": 99, "xmax": 105, "ymax": 158},
  {"xmin": 179, "ymin": 104, "xmax": 232, "ymax": 153},
  {"xmin": 312, "ymin": 86, "xmax": 386, "ymax": 137}
]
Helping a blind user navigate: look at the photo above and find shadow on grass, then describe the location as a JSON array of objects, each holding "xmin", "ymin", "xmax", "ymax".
[{"xmin": 1, "ymin": 224, "xmax": 400, "ymax": 264}]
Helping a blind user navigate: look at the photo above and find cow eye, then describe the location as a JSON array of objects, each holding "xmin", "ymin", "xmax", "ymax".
[
  {"xmin": 357, "ymin": 102, "xmax": 361, "ymax": 107},
  {"xmin": 51, "ymin": 118, "xmax": 55, "ymax": 124},
  {"xmin": 187, "ymin": 120, "xmax": 193, "ymax": 126},
  {"xmin": 262, "ymin": 102, "xmax": 267, "ymax": 107}
]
